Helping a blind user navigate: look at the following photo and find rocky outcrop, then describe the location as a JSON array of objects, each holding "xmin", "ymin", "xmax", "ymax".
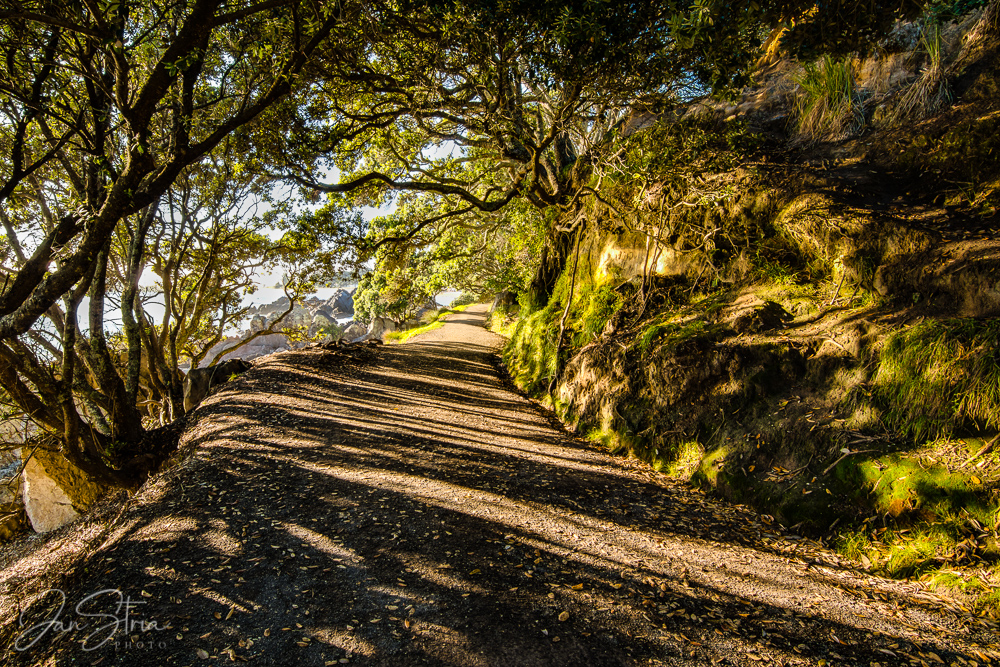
[
  {"xmin": 308, "ymin": 312, "xmax": 337, "ymax": 339},
  {"xmin": 285, "ymin": 305, "xmax": 313, "ymax": 328},
  {"xmin": 325, "ymin": 288, "xmax": 354, "ymax": 316},
  {"xmin": 202, "ymin": 289, "xmax": 444, "ymax": 363},
  {"xmin": 21, "ymin": 447, "xmax": 105, "ymax": 533},
  {"xmin": 257, "ymin": 296, "xmax": 291, "ymax": 317}
]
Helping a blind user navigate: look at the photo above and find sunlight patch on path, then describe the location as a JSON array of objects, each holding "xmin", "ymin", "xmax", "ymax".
[{"xmin": 297, "ymin": 460, "xmax": 939, "ymax": 642}]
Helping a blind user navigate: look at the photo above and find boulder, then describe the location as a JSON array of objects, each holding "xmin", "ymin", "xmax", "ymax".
[
  {"xmin": 258, "ymin": 303, "xmax": 278, "ymax": 317},
  {"xmin": 200, "ymin": 336, "xmax": 242, "ymax": 366},
  {"xmin": 21, "ymin": 447, "xmax": 105, "ymax": 533},
  {"xmin": 183, "ymin": 359, "xmax": 253, "ymax": 412},
  {"xmin": 217, "ymin": 332, "xmax": 294, "ymax": 362},
  {"xmin": 342, "ymin": 322, "xmax": 367, "ymax": 340},
  {"xmin": 285, "ymin": 305, "xmax": 313, "ymax": 328},
  {"xmin": 368, "ymin": 317, "xmax": 398, "ymax": 339},
  {"xmin": 312, "ymin": 311, "xmax": 335, "ymax": 328},
  {"xmin": 312, "ymin": 304, "xmax": 335, "ymax": 318},
  {"xmin": 368, "ymin": 318, "xmax": 385, "ymax": 339},
  {"xmin": 326, "ymin": 289, "xmax": 354, "ymax": 316},
  {"xmin": 258, "ymin": 295, "xmax": 291, "ymax": 316},
  {"xmin": 253, "ymin": 333, "xmax": 288, "ymax": 348},
  {"xmin": 309, "ymin": 312, "xmax": 339, "ymax": 339},
  {"xmin": 249, "ymin": 314, "xmax": 267, "ymax": 333}
]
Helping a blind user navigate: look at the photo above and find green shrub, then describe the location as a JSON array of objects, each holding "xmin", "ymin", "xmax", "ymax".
[
  {"xmin": 503, "ymin": 306, "xmax": 561, "ymax": 395},
  {"xmin": 571, "ymin": 284, "xmax": 624, "ymax": 346},
  {"xmin": 924, "ymin": 0, "xmax": 988, "ymax": 24}
]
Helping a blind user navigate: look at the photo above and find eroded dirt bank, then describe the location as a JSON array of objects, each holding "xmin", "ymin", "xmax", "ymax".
[{"xmin": 1, "ymin": 304, "xmax": 997, "ymax": 666}]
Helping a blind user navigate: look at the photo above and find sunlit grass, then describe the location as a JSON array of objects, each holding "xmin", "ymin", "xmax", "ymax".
[
  {"xmin": 873, "ymin": 318, "xmax": 1000, "ymax": 441},
  {"xmin": 665, "ymin": 441, "xmax": 704, "ymax": 479}
]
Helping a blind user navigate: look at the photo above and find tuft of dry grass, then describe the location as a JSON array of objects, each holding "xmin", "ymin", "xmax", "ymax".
[
  {"xmin": 890, "ymin": 23, "xmax": 954, "ymax": 123},
  {"xmin": 793, "ymin": 56, "xmax": 865, "ymax": 143},
  {"xmin": 857, "ymin": 51, "xmax": 915, "ymax": 100}
]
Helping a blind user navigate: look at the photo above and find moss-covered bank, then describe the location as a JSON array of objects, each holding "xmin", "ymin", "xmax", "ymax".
[{"xmin": 496, "ymin": 38, "xmax": 1000, "ymax": 612}]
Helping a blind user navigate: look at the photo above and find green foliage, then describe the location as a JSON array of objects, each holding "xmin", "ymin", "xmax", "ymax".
[
  {"xmin": 825, "ymin": 448, "xmax": 1000, "ymax": 583},
  {"xmin": 330, "ymin": 192, "xmax": 542, "ymax": 327},
  {"xmin": 873, "ymin": 318, "xmax": 1000, "ymax": 441},
  {"xmin": 504, "ymin": 305, "xmax": 562, "ymax": 396},
  {"xmin": 924, "ymin": 0, "xmax": 989, "ymax": 23},
  {"xmin": 353, "ymin": 263, "xmax": 434, "ymax": 325},
  {"xmin": 794, "ymin": 56, "xmax": 865, "ymax": 143},
  {"xmin": 572, "ymin": 285, "xmax": 623, "ymax": 345},
  {"xmin": 835, "ymin": 528, "xmax": 875, "ymax": 561},
  {"xmin": 450, "ymin": 293, "xmax": 481, "ymax": 308},
  {"xmin": 612, "ymin": 116, "xmax": 760, "ymax": 193},
  {"xmin": 0, "ymin": 0, "xmax": 339, "ymax": 485},
  {"xmin": 979, "ymin": 586, "xmax": 1000, "ymax": 615},
  {"xmin": 748, "ymin": 248, "xmax": 800, "ymax": 284},
  {"xmin": 636, "ymin": 318, "xmax": 710, "ymax": 355},
  {"xmin": 855, "ymin": 454, "xmax": 995, "ymax": 524},
  {"xmin": 665, "ymin": 441, "xmax": 705, "ymax": 478},
  {"xmin": 778, "ymin": 0, "xmax": 925, "ymax": 59}
]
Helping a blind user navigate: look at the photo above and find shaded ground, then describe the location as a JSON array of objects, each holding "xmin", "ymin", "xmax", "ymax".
[{"xmin": 1, "ymin": 304, "xmax": 998, "ymax": 666}]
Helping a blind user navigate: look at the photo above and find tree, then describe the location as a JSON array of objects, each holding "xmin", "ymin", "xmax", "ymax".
[
  {"xmin": 260, "ymin": 0, "xmax": 790, "ymax": 309},
  {"xmin": 353, "ymin": 261, "xmax": 433, "ymax": 325},
  {"xmin": 0, "ymin": 0, "xmax": 933, "ymax": 490},
  {"xmin": 271, "ymin": 0, "xmax": 933, "ymax": 310},
  {"xmin": 360, "ymin": 190, "xmax": 544, "ymax": 310},
  {"xmin": 125, "ymin": 140, "xmax": 320, "ymax": 424},
  {"xmin": 0, "ymin": 0, "xmax": 340, "ymax": 487}
]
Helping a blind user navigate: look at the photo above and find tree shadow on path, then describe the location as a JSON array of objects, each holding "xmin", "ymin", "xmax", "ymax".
[{"xmin": 1, "ymin": 307, "xmax": 995, "ymax": 666}]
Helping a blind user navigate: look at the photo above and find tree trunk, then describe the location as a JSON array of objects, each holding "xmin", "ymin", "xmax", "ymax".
[
  {"xmin": 88, "ymin": 248, "xmax": 145, "ymax": 444},
  {"xmin": 526, "ymin": 226, "xmax": 576, "ymax": 310},
  {"xmin": 122, "ymin": 202, "xmax": 158, "ymax": 405}
]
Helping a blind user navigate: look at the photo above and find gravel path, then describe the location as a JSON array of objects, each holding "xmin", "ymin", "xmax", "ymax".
[{"xmin": 1, "ymin": 303, "xmax": 997, "ymax": 666}]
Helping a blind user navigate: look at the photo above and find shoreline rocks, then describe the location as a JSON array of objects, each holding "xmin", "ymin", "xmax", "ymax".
[{"xmin": 200, "ymin": 289, "xmax": 360, "ymax": 367}]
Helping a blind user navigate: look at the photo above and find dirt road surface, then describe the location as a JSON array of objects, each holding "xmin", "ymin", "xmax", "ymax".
[{"xmin": 1, "ymin": 304, "xmax": 997, "ymax": 666}]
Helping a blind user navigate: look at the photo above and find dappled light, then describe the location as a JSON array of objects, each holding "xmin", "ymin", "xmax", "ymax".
[
  {"xmin": 1, "ymin": 305, "xmax": 994, "ymax": 666},
  {"xmin": 1, "ymin": 2, "xmax": 998, "ymax": 664}
]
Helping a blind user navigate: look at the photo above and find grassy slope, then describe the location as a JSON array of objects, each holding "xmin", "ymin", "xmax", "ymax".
[{"xmin": 496, "ymin": 35, "xmax": 1000, "ymax": 613}]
